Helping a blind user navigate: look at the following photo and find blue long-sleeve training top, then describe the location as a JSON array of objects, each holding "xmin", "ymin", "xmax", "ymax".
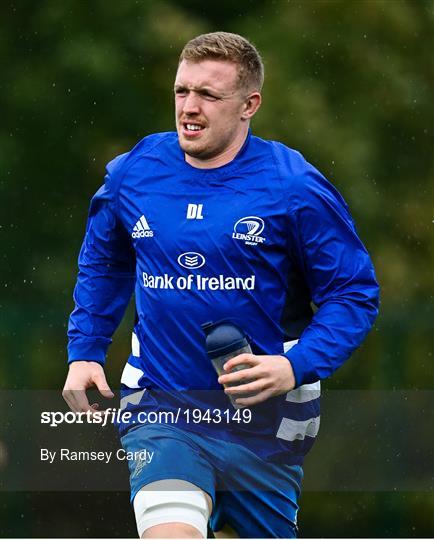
[{"xmin": 68, "ymin": 131, "xmax": 379, "ymax": 464}]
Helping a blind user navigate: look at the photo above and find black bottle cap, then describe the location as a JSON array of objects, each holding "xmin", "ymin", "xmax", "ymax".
[{"xmin": 201, "ymin": 320, "xmax": 250, "ymax": 359}]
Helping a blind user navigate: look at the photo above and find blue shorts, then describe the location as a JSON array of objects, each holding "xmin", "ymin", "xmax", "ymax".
[{"xmin": 121, "ymin": 423, "xmax": 303, "ymax": 538}]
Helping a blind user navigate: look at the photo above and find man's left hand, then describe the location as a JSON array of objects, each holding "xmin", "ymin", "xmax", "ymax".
[{"xmin": 217, "ymin": 354, "xmax": 296, "ymax": 407}]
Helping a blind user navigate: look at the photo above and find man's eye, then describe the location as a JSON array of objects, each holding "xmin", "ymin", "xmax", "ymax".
[
  {"xmin": 203, "ymin": 93, "xmax": 218, "ymax": 101},
  {"xmin": 175, "ymin": 89, "xmax": 187, "ymax": 96}
]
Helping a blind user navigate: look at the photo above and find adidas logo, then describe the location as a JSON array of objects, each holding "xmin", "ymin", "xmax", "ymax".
[
  {"xmin": 132, "ymin": 456, "xmax": 147, "ymax": 478},
  {"xmin": 132, "ymin": 215, "xmax": 154, "ymax": 239}
]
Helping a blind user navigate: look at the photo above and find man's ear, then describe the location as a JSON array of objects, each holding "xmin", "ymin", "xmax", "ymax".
[{"xmin": 241, "ymin": 92, "xmax": 262, "ymax": 120}]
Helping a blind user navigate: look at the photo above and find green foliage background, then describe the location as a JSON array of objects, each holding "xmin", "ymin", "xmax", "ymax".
[{"xmin": 0, "ymin": 0, "xmax": 433, "ymax": 537}]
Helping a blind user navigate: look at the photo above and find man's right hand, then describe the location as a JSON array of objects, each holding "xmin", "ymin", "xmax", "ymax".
[{"xmin": 62, "ymin": 361, "xmax": 114, "ymax": 412}]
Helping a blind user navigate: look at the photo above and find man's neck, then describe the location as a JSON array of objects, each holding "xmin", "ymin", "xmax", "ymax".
[{"xmin": 185, "ymin": 129, "xmax": 249, "ymax": 170}]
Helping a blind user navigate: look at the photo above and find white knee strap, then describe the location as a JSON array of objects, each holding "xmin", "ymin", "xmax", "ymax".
[{"xmin": 133, "ymin": 479, "xmax": 210, "ymax": 538}]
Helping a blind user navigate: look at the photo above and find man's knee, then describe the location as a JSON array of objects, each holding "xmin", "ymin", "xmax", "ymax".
[
  {"xmin": 142, "ymin": 522, "xmax": 203, "ymax": 538},
  {"xmin": 133, "ymin": 479, "xmax": 211, "ymax": 538}
]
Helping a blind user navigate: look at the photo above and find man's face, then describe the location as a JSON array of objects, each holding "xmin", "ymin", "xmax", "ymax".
[{"xmin": 174, "ymin": 59, "xmax": 248, "ymax": 162}]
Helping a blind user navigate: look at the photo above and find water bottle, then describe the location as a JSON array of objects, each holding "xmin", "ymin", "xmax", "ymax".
[{"xmin": 202, "ymin": 320, "xmax": 254, "ymax": 408}]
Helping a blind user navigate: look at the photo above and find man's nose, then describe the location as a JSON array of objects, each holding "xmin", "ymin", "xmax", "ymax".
[{"xmin": 182, "ymin": 92, "xmax": 201, "ymax": 114}]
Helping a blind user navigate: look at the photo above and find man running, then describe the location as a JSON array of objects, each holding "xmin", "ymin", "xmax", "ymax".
[{"xmin": 63, "ymin": 32, "xmax": 379, "ymax": 538}]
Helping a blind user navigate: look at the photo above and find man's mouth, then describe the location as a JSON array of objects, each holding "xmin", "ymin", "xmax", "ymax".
[{"xmin": 182, "ymin": 122, "xmax": 205, "ymax": 134}]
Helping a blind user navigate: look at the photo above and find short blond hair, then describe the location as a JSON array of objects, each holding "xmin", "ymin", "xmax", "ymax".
[{"xmin": 179, "ymin": 31, "xmax": 264, "ymax": 92}]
